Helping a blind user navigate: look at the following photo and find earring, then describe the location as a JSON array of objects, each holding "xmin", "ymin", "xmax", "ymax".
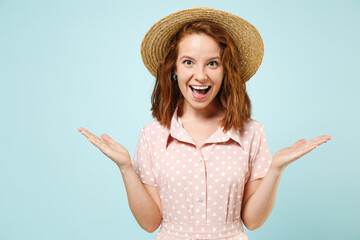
[{"xmin": 173, "ymin": 74, "xmax": 178, "ymax": 81}]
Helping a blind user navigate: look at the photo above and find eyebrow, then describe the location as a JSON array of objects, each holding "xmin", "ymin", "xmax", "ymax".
[{"xmin": 179, "ymin": 56, "xmax": 222, "ymax": 61}]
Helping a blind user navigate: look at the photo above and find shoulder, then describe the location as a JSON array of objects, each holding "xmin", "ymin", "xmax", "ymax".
[
  {"xmin": 141, "ymin": 119, "xmax": 170, "ymax": 137},
  {"xmin": 242, "ymin": 118, "xmax": 265, "ymax": 132},
  {"xmin": 240, "ymin": 118, "xmax": 267, "ymax": 139},
  {"xmin": 139, "ymin": 120, "xmax": 170, "ymax": 149}
]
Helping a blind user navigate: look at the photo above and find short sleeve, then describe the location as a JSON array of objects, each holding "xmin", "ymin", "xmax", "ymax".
[
  {"xmin": 247, "ymin": 123, "xmax": 272, "ymax": 182},
  {"xmin": 132, "ymin": 127, "xmax": 157, "ymax": 186}
]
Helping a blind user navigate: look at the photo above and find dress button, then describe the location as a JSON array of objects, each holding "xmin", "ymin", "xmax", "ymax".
[
  {"xmin": 197, "ymin": 197, "xmax": 203, "ymax": 202},
  {"xmin": 198, "ymin": 158, "xmax": 203, "ymax": 162}
]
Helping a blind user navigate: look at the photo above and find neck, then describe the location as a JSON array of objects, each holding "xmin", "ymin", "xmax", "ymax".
[{"xmin": 179, "ymin": 99, "xmax": 224, "ymax": 123}]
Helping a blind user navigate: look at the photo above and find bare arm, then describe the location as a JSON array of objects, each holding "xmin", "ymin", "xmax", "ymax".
[
  {"xmin": 78, "ymin": 127, "xmax": 162, "ymax": 232},
  {"xmin": 241, "ymin": 168, "xmax": 282, "ymax": 230},
  {"xmin": 119, "ymin": 163, "xmax": 162, "ymax": 232},
  {"xmin": 241, "ymin": 135, "xmax": 331, "ymax": 230}
]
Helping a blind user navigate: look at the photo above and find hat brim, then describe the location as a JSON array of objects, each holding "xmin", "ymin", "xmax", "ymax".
[{"xmin": 141, "ymin": 7, "xmax": 264, "ymax": 82}]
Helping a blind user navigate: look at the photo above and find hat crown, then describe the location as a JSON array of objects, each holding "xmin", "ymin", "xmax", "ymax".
[{"xmin": 141, "ymin": 7, "xmax": 264, "ymax": 82}]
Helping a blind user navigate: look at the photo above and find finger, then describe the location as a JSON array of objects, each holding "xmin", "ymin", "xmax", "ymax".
[
  {"xmin": 293, "ymin": 141, "xmax": 319, "ymax": 157},
  {"xmin": 79, "ymin": 128, "xmax": 108, "ymax": 149},
  {"xmin": 308, "ymin": 135, "xmax": 332, "ymax": 146},
  {"xmin": 292, "ymin": 140, "xmax": 322, "ymax": 157},
  {"xmin": 79, "ymin": 128, "xmax": 103, "ymax": 143},
  {"xmin": 88, "ymin": 134, "xmax": 108, "ymax": 151},
  {"xmin": 78, "ymin": 127, "xmax": 96, "ymax": 139},
  {"xmin": 101, "ymin": 134, "xmax": 116, "ymax": 144},
  {"xmin": 88, "ymin": 136, "xmax": 104, "ymax": 150},
  {"xmin": 300, "ymin": 135, "xmax": 327, "ymax": 147},
  {"xmin": 290, "ymin": 136, "xmax": 331, "ymax": 161},
  {"xmin": 300, "ymin": 138, "xmax": 330, "ymax": 156},
  {"xmin": 292, "ymin": 139, "xmax": 306, "ymax": 147},
  {"xmin": 299, "ymin": 144, "xmax": 319, "ymax": 158}
]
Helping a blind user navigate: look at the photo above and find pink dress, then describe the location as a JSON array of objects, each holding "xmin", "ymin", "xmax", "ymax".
[{"xmin": 133, "ymin": 110, "xmax": 272, "ymax": 240}]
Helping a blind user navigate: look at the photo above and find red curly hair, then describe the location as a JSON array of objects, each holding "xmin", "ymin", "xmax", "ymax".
[{"xmin": 151, "ymin": 21, "xmax": 252, "ymax": 132}]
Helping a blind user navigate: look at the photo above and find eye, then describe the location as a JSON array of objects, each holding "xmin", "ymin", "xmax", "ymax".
[
  {"xmin": 208, "ymin": 61, "xmax": 218, "ymax": 67},
  {"xmin": 183, "ymin": 60, "xmax": 193, "ymax": 65}
]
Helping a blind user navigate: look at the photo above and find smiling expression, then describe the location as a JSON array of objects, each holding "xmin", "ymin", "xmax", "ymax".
[{"xmin": 175, "ymin": 33, "xmax": 224, "ymax": 113}]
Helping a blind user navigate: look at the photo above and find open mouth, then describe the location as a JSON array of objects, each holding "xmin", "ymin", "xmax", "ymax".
[
  {"xmin": 190, "ymin": 85, "xmax": 211, "ymax": 94},
  {"xmin": 189, "ymin": 85, "xmax": 211, "ymax": 99}
]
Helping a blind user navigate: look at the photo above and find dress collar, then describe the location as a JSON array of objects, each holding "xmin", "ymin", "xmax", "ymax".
[{"xmin": 166, "ymin": 108, "xmax": 244, "ymax": 149}]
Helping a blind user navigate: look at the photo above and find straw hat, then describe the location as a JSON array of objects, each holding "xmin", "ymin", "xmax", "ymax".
[{"xmin": 141, "ymin": 7, "xmax": 264, "ymax": 82}]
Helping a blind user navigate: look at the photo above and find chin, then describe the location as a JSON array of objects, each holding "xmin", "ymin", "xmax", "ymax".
[{"xmin": 187, "ymin": 100, "xmax": 215, "ymax": 111}]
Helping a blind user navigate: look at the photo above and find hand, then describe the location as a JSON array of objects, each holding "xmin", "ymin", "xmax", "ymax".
[
  {"xmin": 271, "ymin": 135, "xmax": 332, "ymax": 171},
  {"xmin": 78, "ymin": 127, "xmax": 131, "ymax": 169}
]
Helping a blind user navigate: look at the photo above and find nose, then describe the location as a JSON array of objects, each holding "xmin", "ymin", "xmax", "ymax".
[{"xmin": 194, "ymin": 66, "xmax": 208, "ymax": 82}]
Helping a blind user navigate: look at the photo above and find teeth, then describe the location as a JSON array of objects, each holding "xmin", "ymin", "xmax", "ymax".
[{"xmin": 191, "ymin": 85, "xmax": 210, "ymax": 90}]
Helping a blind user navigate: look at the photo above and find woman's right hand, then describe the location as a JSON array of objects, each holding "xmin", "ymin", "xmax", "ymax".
[{"xmin": 78, "ymin": 127, "xmax": 131, "ymax": 170}]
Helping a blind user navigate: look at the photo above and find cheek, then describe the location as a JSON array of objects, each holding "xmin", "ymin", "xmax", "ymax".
[
  {"xmin": 212, "ymin": 73, "xmax": 224, "ymax": 87},
  {"xmin": 178, "ymin": 68, "xmax": 192, "ymax": 78},
  {"xmin": 177, "ymin": 80, "xmax": 188, "ymax": 93}
]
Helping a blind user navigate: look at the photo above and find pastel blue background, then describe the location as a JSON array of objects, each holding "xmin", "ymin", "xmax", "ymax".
[{"xmin": 0, "ymin": 0, "xmax": 359, "ymax": 239}]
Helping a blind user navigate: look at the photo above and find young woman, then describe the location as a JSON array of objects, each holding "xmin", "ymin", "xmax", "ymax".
[{"xmin": 78, "ymin": 7, "xmax": 331, "ymax": 240}]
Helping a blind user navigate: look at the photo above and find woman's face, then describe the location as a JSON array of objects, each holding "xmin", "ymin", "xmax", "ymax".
[{"xmin": 175, "ymin": 33, "xmax": 224, "ymax": 114}]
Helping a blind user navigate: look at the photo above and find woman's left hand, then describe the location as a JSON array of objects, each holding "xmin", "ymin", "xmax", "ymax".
[{"xmin": 271, "ymin": 135, "xmax": 332, "ymax": 171}]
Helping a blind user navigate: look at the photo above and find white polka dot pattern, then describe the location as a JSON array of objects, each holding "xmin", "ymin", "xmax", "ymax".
[{"xmin": 132, "ymin": 111, "xmax": 272, "ymax": 240}]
